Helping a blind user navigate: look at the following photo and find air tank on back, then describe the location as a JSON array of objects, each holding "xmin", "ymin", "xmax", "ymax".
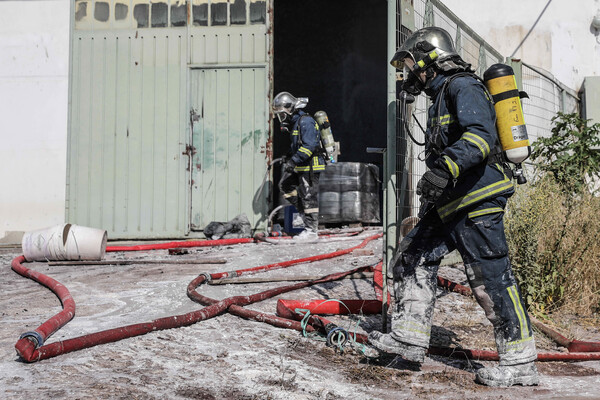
[
  {"xmin": 314, "ymin": 110, "xmax": 336, "ymax": 163},
  {"xmin": 484, "ymin": 64, "xmax": 531, "ymax": 183}
]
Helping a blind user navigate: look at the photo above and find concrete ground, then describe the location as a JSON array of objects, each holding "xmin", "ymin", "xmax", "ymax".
[{"xmin": 1, "ymin": 230, "xmax": 599, "ymax": 399}]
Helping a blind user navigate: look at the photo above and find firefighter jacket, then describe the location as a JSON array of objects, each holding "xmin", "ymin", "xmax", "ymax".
[
  {"xmin": 425, "ymin": 71, "xmax": 515, "ymax": 222},
  {"xmin": 288, "ymin": 110, "xmax": 326, "ymax": 172}
]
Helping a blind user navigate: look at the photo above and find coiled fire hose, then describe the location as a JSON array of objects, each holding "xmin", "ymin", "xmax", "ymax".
[
  {"xmin": 11, "ymin": 231, "xmax": 600, "ymax": 362},
  {"xmin": 11, "ymin": 233, "xmax": 381, "ymax": 362}
]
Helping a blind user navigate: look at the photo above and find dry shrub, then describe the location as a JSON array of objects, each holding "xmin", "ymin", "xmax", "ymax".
[{"xmin": 506, "ymin": 175, "xmax": 600, "ymax": 316}]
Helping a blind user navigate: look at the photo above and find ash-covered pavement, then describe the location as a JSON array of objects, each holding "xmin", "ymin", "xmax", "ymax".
[{"xmin": 1, "ymin": 230, "xmax": 599, "ymax": 399}]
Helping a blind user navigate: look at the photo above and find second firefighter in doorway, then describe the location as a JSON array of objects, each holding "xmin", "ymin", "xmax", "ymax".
[
  {"xmin": 367, "ymin": 27, "xmax": 539, "ymax": 387},
  {"xmin": 273, "ymin": 91, "xmax": 325, "ymax": 241}
]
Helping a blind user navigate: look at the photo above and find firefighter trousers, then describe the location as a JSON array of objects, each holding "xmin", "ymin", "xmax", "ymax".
[
  {"xmin": 279, "ymin": 171, "xmax": 320, "ymax": 231},
  {"xmin": 390, "ymin": 196, "xmax": 537, "ymax": 366}
]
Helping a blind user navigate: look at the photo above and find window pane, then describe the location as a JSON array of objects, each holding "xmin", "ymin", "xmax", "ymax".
[
  {"xmin": 193, "ymin": 3, "xmax": 208, "ymax": 26},
  {"xmin": 211, "ymin": 2, "xmax": 227, "ymax": 26},
  {"xmin": 133, "ymin": 3, "xmax": 149, "ymax": 28},
  {"xmin": 75, "ymin": 1, "xmax": 88, "ymax": 22},
  {"xmin": 94, "ymin": 1, "xmax": 110, "ymax": 22},
  {"xmin": 230, "ymin": 0, "xmax": 246, "ymax": 25},
  {"xmin": 115, "ymin": 3, "xmax": 128, "ymax": 21},
  {"xmin": 171, "ymin": 4, "xmax": 187, "ymax": 27},
  {"xmin": 250, "ymin": 1, "xmax": 265, "ymax": 24},
  {"xmin": 151, "ymin": 2, "xmax": 168, "ymax": 28}
]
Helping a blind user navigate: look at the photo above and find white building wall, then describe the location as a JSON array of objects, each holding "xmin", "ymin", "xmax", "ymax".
[
  {"xmin": 0, "ymin": 0, "xmax": 70, "ymax": 241},
  {"xmin": 443, "ymin": 0, "xmax": 600, "ymax": 90}
]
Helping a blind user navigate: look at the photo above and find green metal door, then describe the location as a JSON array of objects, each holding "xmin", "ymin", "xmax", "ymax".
[{"xmin": 189, "ymin": 66, "xmax": 269, "ymax": 231}]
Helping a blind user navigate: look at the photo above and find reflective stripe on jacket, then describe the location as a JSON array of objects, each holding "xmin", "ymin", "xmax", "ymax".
[
  {"xmin": 289, "ymin": 111, "xmax": 326, "ymax": 172},
  {"xmin": 425, "ymin": 72, "xmax": 514, "ymax": 222}
]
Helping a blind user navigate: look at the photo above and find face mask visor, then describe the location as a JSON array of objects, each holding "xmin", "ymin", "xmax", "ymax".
[
  {"xmin": 390, "ymin": 49, "xmax": 412, "ymax": 70},
  {"xmin": 402, "ymin": 63, "xmax": 414, "ymax": 82},
  {"xmin": 397, "ymin": 57, "xmax": 423, "ymax": 96}
]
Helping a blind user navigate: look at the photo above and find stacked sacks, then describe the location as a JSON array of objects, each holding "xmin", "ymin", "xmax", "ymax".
[{"xmin": 318, "ymin": 162, "xmax": 380, "ymax": 224}]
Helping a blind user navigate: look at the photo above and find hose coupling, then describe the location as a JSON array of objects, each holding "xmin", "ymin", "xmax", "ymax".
[
  {"xmin": 19, "ymin": 331, "xmax": 44, "ymax": 348},
  {"xmin": 325, "ymin": 324, "xmax": 349, "ymax": 348},
  {"xmin": 198, "ymin": 272, "xmax": 212, "ymax": 283}
]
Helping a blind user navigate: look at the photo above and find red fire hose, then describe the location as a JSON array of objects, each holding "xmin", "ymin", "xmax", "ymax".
[
  {"xmin": 187, "ymin": 233, "xmax": 382, "ymax": 292},
  {"xmin": 11, "ymin": 255, "xmax": 76, "ymax": 360},
  {"xmin": 11, "ymin": 231, "xmax": 600, "ymax": 363},
  {"xmin": 192, "ymin": 264, "xmax": 377, "ymax": 335},
  {"xmin": 11, "ymin": 233, "xmax": 381, "ymax": 362}
]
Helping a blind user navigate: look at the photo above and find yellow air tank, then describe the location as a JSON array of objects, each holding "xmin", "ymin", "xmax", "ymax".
[
  {"xmin": 483, "ymin": 64, "xmax": 531, "ymax": 165},
  {"xmin": 314, "ymin": 110, "xmax": 336, "ymax": 163}
]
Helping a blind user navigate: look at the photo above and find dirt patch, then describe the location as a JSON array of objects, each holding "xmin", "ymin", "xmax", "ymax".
[
  {"xmin": 175, "ymin": 386, "xmax": 264, "ymax": 400},
  {"xmin": 537, "ymin": 362, "xmax": 600, "ymax": 377},
  {"xmin": 345, "ymin": 363, "xmax": 413, "ymax": 386}
]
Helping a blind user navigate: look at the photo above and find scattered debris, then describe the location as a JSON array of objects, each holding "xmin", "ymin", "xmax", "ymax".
[{"xmin": 204, "ymin": 214, "xmax": 252, "ymax": 240}]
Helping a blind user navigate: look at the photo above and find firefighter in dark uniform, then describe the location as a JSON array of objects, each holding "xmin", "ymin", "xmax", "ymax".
[
  {"xmin": 367, "ymin": 27, "xmax": 539, "ymax": 387},
  {"xmin": 273, "ymin": 92, "xmax": 326, "ymax": 241}
]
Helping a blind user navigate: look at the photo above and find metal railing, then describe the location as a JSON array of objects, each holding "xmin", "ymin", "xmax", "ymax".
[{"xmin": 521, "ymin": 62, "xmax": 580, "ymax": 144}]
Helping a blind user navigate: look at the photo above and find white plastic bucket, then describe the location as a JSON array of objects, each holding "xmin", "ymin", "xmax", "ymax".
[{"xmin": 22, "ymin": 224, "xmax": 107, "ymax": 262}]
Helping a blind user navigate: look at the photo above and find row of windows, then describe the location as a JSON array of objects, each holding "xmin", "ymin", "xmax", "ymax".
[{"xmin": 75, "ymin": 0, "xmax": 266, "ymax": 29}]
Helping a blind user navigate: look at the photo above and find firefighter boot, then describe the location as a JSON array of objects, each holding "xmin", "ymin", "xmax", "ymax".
[
  {"xmin": 475, "ymin": 362, "xmax": 539, "ymax": 387},
  {"xmin": 367, "ymin": 331, "xmax": 426, "ymax": 363}
]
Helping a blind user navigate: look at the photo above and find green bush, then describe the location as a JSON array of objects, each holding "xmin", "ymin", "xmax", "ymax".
[
  {"xmin": 531, "ymin": 112, "xmax": 600, "ymax": 194},
  {"xmin": 506, "ymin": 113, "xmax": 600, "ymax": 316}
]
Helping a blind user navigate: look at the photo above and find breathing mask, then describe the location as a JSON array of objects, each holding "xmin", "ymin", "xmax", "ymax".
[
  {"xmin": 277, "ymin": 112, "xmax": 292, "ymax": 133},
  {"xmin": 401, "ymin": 65, "xmax": 426, "ymax": 96}
]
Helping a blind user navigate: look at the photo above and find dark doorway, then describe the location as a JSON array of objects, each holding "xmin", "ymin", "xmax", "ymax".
[
  {"xmin": 273, "ymin": 0, "xmax": 388, "ymax": 215},
  {"xmin": 273, "ymin": 0, "xmax": 388, "ymax": 162}
]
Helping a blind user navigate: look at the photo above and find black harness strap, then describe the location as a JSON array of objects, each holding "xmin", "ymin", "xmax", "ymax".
[{"xmin": 430, "ymin": 72, "xmax": 501, "ymax": 162}]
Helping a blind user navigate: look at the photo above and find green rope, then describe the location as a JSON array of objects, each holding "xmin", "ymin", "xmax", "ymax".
[{"xmin": 294, "ymin": 299, "xmax": 376, "ymax": 356}]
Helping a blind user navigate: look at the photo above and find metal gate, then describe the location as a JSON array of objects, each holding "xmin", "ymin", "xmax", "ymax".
[{"xmin": 68, "ymin": 0, "xmax": 272, "ymax": 239}]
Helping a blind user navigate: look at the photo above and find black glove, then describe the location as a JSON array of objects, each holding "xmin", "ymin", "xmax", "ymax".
[
  {"xmin": 283, "ymin": 160, "xmax": 296, "ymax": 173},
  {"xmin": 416, "ymin": 167, "xmax": 451, "ymax": 203}
]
